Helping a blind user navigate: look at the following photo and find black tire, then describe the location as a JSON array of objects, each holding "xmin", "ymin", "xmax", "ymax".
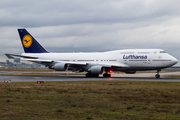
[
  {"xmin": 108, "ymin": 74, "xmax": 111, "ymax": 77},
  {"xmin": 103, "ymin": 74, "xmax": 111, "ymax": 77},
  {"xmin": 92, "ymin": 74, "xmax": 99, "ymax": 77},
  {"xmin": 155, "ymin": 74, "xmax": 160, "ymax": 78},
  {"xmin": 86, "ymin": 73, "xmax": 91, "ymax": 77}
]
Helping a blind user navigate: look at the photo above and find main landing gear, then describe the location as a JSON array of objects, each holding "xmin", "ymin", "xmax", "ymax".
[
  {"xmin": 85, "ymin": 72, "xmax": 111, "ymax": 78},
  {"xmin": 103, "ymin": 71, "xmax": 111, "ymax": 77},
  {"xmin": 155, "ymin": 70, "xmax": 161, "ymax": 78}
]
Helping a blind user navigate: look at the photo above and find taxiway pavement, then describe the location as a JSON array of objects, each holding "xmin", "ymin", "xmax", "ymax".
[{"xmin": 0, "ymin": 72, "xmax": 180, "ymax": 82}]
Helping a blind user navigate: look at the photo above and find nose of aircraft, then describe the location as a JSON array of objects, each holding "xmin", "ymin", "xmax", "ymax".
[{"xmin": 171, "ymin": 56, "xmax": 178, "ymax": 65}]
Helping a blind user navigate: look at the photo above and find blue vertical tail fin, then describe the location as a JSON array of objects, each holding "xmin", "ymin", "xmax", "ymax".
[{"xmin": 18, "ymin": 29, "xmax": 48, "ymax": 53}]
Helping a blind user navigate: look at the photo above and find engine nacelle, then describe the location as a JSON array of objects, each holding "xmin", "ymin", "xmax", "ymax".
[
  {"xmin": 88, "ymin": 66, "xmax": 104, "ymax": 74},
  {"xmin": 125, "ymin": 71, "xmax": 136, "ymax": 74},
  {"xmin": 54, "ymin": 63, "xmax": 68, "ymax": 71}
]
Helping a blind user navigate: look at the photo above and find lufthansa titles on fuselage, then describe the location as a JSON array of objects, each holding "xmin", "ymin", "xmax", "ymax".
[{"xmin": 123, "ymin": 55, "xmax": 147, "ymax": 59}]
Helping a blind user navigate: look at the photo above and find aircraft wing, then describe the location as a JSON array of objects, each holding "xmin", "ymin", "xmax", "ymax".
[
  {"xmin": 5, "ymin": 54, "xmax": 38, "ymax": 59},
  {"xmin": 20, "ymin": 58, "xmax": 87, "ymax": 66},
  {"xmin": 5, "ymin": 54, "xmax": 87, "ymax": 66},
  {"xmin": 20, "ymin": 58, "xmax": 121, "ymax": 67},
  {"xmin": 5, "ymin": 54, "xmax": 126, "ymax": 68}
]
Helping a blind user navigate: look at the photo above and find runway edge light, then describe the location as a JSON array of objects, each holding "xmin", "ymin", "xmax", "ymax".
[
  {"xmin": 3, "ymin": 80, "xmax": 11, "ymax": 83},
  {"xmin": 37, "ymin": 81, "xmax": 45, "ymax": 84}
]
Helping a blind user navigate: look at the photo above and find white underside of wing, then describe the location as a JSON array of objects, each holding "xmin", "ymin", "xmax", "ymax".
[
  {"xmin": 20, "ymin": 58, "xmax": 52, "ymax": 63},
  {"xmin": 20, "ymin": 58, "xmax": 126, "ymax": 68}
]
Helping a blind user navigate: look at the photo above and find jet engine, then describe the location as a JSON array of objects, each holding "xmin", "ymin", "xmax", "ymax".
[
  {"xmin": 54, "ymin": 63, "xmax": 68, "ymax": 71},
  {"xmin": 88, "ymin": 66, "xmax": 104, "ymax": 74},
  {"xmin": 125, "ymin": 71, "xmax": 136, "ymax": 74}
]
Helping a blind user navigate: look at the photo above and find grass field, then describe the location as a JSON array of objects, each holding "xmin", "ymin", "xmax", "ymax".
[{"xmin": 1, "ymin": 81, "xmax": 180, "ymax": 120}]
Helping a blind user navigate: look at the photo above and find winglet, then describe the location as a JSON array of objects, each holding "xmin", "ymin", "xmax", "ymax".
[{"xmin": 18, "ymin": 29, "xmax": 48, "ymax": 53}]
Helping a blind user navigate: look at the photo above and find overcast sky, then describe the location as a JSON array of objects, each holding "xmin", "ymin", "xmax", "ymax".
[{"xmin": 1, "ymin": 0, "xmax": 180, "ymax": 65}]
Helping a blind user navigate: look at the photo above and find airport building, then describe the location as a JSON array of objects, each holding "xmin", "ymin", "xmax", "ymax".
[{"xmin": 0, "ymin": 59, "xmax": 44, "ymax": 68}]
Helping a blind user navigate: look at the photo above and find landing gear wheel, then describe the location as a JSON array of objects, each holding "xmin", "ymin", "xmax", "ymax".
[
  {"xmin": 155, "ymin": 69, "xmax": 161, "ymax": 78},
  {"xmin": 103, "ymin": 73, "xmax": 111, "ymax": 77},
  {"xmin": 86, "ymin": 73, "xmax": 91, "ymax": 77},
  {"xmin": 92, "ymin": 74, "xmax": 99, "ymax": 77},
  {"xmin": 155, "ymin": 74, "xmax": 160, "ymax": 78}
]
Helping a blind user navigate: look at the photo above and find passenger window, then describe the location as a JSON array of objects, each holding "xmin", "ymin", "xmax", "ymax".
[{"xmin": 160, "ymin": 51, "xmax": 166, "ymax": 53}]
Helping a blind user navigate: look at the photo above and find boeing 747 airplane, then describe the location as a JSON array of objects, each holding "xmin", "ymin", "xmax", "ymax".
[{"xmin": 5, "ymin": 29, "xmax": 178, "ymax": 78}]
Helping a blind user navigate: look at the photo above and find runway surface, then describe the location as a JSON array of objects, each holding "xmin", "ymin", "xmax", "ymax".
[{"xmin": 1, "ymin": 74, "xmax": 180, "ymax": 82}]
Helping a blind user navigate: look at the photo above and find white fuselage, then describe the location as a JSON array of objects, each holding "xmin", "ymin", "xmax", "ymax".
[{"xmin": 21, "ymin": 49, "xmax": 178, "ymax": 72}]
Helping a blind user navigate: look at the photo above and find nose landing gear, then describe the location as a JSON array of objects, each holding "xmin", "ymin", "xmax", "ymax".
[{"xmin": 155, "ymin": 70, "xmax": 161, "ymax": 78}]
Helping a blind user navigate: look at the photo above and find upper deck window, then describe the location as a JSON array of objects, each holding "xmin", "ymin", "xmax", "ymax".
[{"xmin": 160, "ymin": 51, "xmax": 166, "ymax": 53}]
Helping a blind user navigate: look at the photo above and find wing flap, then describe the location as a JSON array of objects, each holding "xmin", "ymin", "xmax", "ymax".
[{"xmin": 20, "ymin": 58, "xmax": 52, "ymax": 63}]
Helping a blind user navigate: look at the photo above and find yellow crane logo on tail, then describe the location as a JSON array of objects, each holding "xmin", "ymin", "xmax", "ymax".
[{"xmin": 22, "ymin": 35, "xmax": 32, "ymax": 48}]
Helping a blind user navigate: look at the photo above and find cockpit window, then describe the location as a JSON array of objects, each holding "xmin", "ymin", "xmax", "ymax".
[{"xmin": 160, "ymin": 51, "xmax": 166, "ymax": 53}]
